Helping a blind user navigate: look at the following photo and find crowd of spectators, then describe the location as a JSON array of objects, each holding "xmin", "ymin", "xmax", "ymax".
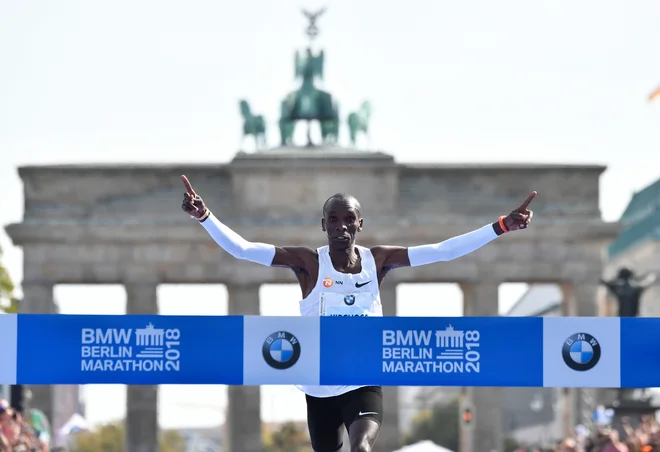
[
  {"xmin": 0, "ymin": 399, "xmax": 48, "ymax": 452},
  {"xmin": 515, "ymin": 416, "xmax": 660, "ymax": 452}
]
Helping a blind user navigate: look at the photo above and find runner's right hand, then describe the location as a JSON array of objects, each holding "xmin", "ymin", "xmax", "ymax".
[{"xmin": 180, "ymin": 175, "xmax": 208, "ymax": 219}]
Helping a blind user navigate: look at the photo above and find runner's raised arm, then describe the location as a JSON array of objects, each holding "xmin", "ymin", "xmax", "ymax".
[
  {"xmin": 180, "ymin": 175, "xmax": 317, "ymax": 271},
  {"xmin": 371, "ymin": 191, "xmax": 537, "ymax": 272}
]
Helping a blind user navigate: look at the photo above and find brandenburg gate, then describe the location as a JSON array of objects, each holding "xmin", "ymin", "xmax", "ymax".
[
  {"xmin": 3, "ymin": 8, "xmax": 618, "ymax": 452},
  {"xmin": 5, "ymin": 149, "xmax": 617, "ymax": 451}
]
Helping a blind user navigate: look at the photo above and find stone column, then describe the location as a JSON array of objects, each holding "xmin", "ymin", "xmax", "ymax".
[
  {"xmin": 460, "ymin": 283, "xmax": 502, "ymax": 452},
  {"xmin": 375, "ymin": 282, "xmax": 401, "ymax": 452},
  {"xmin": 20, "ymin": 282, "xmax": 56, "ymax": 426},
  {"xmin": 560, "ymin": 283, "xmax": 600, "ymax": 436},
  {"xmin": 226, "ymin": 284, "xmax": 262, "ymax": 452},
  {"xmin": 596, "ymin": 285, "xmax": 612, "ymax": 317},
  {"xmin": 124, "ymin": 283, "xmax": 160, "ymax": 452},
  {"xmin": 561, "ymin": 283, "xmax": 598, "ymax": 317}
]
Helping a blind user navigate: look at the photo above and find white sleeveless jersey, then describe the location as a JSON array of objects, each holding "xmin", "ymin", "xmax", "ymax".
[{"xmin": 297, "ymin": 245, "xmax": 383, "ymax": 398}]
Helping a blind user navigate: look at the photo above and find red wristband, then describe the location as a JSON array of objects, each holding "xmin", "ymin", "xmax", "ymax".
[
  {"xmin": 197, "ymin": 209, "xmax": 211, "ymax": 222},
  {"xmin": 498, "ymin": 216, "xmax": 509, "ymax": 233}
]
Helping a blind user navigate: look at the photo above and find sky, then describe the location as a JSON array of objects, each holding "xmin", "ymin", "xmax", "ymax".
[{"xmin": 1, "ymin": 0, "xmax": 660, "ymax": 431}]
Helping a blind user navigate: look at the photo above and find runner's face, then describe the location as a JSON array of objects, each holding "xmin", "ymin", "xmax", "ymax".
[{"xmin": 322, "ymin": 200, "xmax": 363, "ymax": 249}]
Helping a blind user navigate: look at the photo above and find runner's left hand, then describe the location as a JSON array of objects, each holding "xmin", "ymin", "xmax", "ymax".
[
  {"xmin": 503, "ymin": 191, "xmax": 536, "ymax": 231},
  {"xmin": 180, "ymin": 175, "xmax": 208, "ymax": 219}
]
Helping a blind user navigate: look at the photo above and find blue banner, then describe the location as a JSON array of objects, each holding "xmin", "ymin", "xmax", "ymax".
[
  {"xmin": 620, "ymin": 318, "xmax": 660, "ymax": 388},
  {"xmin": 320, "ymin": 316, "xmax": 543, "ymax": 386},
  {"xmin": 1, "ymin": 314, "xmax": 659, "ymax": 387},
  {"xmin": 16, "ymin": 315, "xmax": 243, "ymax": 385}
]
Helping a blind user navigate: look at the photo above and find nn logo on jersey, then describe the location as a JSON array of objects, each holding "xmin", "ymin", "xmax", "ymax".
[{"xmin": 323, "ymin": 277, "xmax": 343, "ymax": 288}]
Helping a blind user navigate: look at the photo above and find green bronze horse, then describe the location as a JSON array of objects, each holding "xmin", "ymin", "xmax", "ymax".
[
  {"xmin": 239, "ymin": 100, "xmax": 267, "ymax": 150},
  {"xmin": 278, "ymin": 99, "xmax": 295, "ymax": 146},
  {"xmin": 278, "ymin": 48, "xmax": 340, "ymax": 147},
  {"xmin": 347, "ymin": 100, "xmax": 371, "ymax": 147},
  {"xmin": 320, "ymin": 100, "xmax": 339, "ymax": 144}
]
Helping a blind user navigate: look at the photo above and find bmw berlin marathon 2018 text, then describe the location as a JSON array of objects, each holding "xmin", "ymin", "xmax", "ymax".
[
  {"xmin": 81, "ymin": 322, "xmax": 181, "ymax": 372},
  {"xmin": 382, "ymin": 325, "xmax": 481, "ymax": 374},
  {"xmin": 5, "ymin": 315, "xmax": 658, "ymax": 388}
]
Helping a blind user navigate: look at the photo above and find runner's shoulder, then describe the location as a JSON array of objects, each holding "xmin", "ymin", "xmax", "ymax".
[
  {"xmin": 278, "ymin": 246, "xmax": 318, "ymax": 259},
  {"xmin": 273, "ymin": 246, "xmax": 319, "ymax": 272}
]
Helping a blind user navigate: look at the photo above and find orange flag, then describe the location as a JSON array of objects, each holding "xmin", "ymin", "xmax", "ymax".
[{"xmin": 649, "ymin": 85, "xmax": 660, "ymax": 102}]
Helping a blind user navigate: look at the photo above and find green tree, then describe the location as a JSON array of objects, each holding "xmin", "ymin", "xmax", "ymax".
[
  {"xmin": 404, "ymin": 397, "xmax": 521, "ymax": 452},
  {"xmin": 265, "ymin": 421, "xmax": 312, "ymax": 452},
  {"xmin": 404, "ymin": 398, "xmax": 460, "ymax": 452},
  {"xmin": 70, "ymin": 421, "xmax": 186, "ymax": 452},
  {"xmin": 160, "ymin": 429, "xmax": 187, "ymax": 452},
  {"xmin": 0, "ymin": 245, "xmax": 18, "ymax": 313},
  {"xmin": 70, "ymin": 422, "xmax": 124, "ymax": 452},
  {"xmin": 503, "ymin": 436, "xmax": 521, "ymax": 452}
]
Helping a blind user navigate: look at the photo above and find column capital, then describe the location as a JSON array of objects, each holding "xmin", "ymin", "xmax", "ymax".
[
  {"xmin": 560, "ymin": 282, "xmax": 600, "ymax": 317},
  {"xmin": 20, "ymin": 281, "xmax": 55, "ymax": 314},
  {"xmin": 225, "ymin": 282, "xmax": 262, "ymax": 291},
  {"xmin": 379, "ymin": 281, "xmax": 397, "ymax": 317},
  {"xmin": 124, "ymin": 282, "xmax": 159, "ymax": 315},
  {"xmin": 458, "ymin": 281, "xmax": 501, "ymax": 292},
  {"xmin": 460, "ymin": 282, "xmax": 500, "ymax": 317},
  {"xmin": 20, "ymin": 279, "xmax": 56, "ymax": 286},
  {"xmin": 122, "ymin": 281, "xmax": 160, "ymax": 289},
  {"xmin": 120, "ymin": 262, "xmax": 164, "ymax": 285},
  {"xmin": 226, "ymin": 283, "xmax": 261, "ymax": 316},
  {"xmin": 379, "ymin": 278, "xmax": 397, "ymax": 288}
]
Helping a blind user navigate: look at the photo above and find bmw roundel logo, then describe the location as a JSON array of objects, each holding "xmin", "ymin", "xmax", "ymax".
[
  {"xmin": 562, "ymin": 332, "xmax": 601, "ymax": 371},
  {"xmin": 262, "ymin": 331, "xmax": 301, "ymax": 370},
  {"xmin": 344, "ymin": 295, "xmax": 356, "ymax": 306}
]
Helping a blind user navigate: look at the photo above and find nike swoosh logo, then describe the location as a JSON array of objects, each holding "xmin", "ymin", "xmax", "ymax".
[
  {"xmin": 359, "ymin": 411, "xmax": 378, "ymax": 416},
  {"xmin": 355, "ymin": 281, "xmax": 371, "ymax": 288}
]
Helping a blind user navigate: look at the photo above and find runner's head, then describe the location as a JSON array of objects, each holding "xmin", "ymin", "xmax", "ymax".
[
  {"xmin": 321, "ymin": 193, "xmax": 363, "ymax": 250},
  {"xmin": 618, "ymin": 268, "xmax": 633, "ymax": 280}
]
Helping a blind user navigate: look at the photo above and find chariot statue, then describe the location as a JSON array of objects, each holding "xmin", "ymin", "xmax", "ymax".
[
  {"xmin": 239, "ymin": 7, "xmax": 374, "ymax": 150},
  {"xmin": 238, "ymin": 100, "xmax": 267, "ymax": 150},
  {"xmin": 278, "ymin": 8, "xmax": 340, "ymax": 147}
]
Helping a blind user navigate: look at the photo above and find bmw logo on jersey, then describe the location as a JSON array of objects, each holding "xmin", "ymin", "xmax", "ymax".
[{"xmin": 262, "ymin": 331, "xmax": 301, "ymax": 370}]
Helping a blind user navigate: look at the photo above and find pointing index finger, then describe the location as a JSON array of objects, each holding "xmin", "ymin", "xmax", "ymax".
[
  {"xmin": 180, "ymin": 175, "xmax": 196, "ymax": 196},
  {"xmin": 518, "ymin": 191, "xmax": 537, "ymax": 211}
]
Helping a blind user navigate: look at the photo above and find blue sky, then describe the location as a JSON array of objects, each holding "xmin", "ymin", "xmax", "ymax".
[{"xmin": 1, "ymin": 0, "xmax": 659, "ymax": 429}]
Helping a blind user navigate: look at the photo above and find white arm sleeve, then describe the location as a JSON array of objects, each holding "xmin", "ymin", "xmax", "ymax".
[
  {"xmin": 407, "ymin": 224, "xmax": 499, "ymax": 267},
  {"xmin": 199, "ymin": 212, "xmax": 276, "ymax": 266}
]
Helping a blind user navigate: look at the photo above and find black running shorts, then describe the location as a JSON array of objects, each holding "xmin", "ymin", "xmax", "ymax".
[{"xmin": 305, "ymin": 386, "xmax": 383, "ymax": 452}]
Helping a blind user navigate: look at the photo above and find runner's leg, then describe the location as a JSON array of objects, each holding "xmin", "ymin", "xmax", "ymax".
[
  {"xmin": 306, "ymin": 393, "xmax": 344, "ymax": 452},
  {"xmin": 340, "ymin": 386, "xmax": 383, "ymax": 452}
]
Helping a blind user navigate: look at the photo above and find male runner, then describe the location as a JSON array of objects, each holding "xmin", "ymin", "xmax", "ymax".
[{"xmin": 180, "ymin": 175, "xmax": 535, "ymax": 452}]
